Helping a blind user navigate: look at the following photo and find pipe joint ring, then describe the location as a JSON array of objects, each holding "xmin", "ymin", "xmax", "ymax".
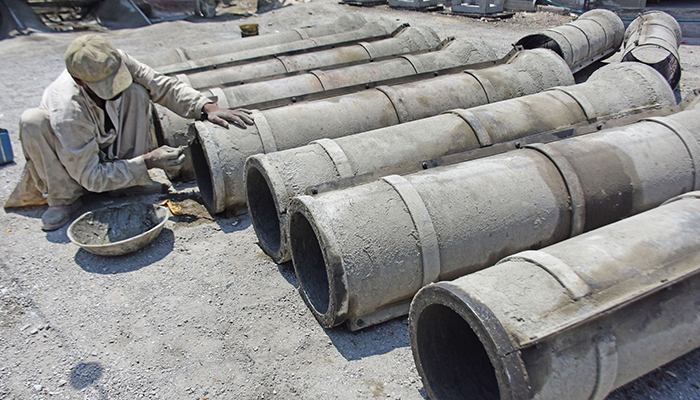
[
  {"xmin": 463, "ymin": 70, "xmax": 496, "ymax": 103},
  {"xmin": 499, "ymin": 250, "xmax": 591, "ymax": 300},
  {"xmin": 291, "ymin": 27, "xmax": 310, "ymax": 40},
  {"xmin": 309, "ymin": 69, "xmax": 330, "ymax": 90},
  {"xmin": 550, "ymin": 87, "xmax": 598, "ymax": 123},
  {"xmin": 376, "ymin": 86, "xmax": 411, "ymax": 123},
  {"xmin": 447, "ymin": 109, "xmax": 493, "ymax": 147},
  {"xmin": 400, "ymin": 54, "xmax": 425, "ymax": 74},
  {"xmin": 526, "ymin": 143, "xmax": 586, "ymax": 236},
  {"xmin": 644, "ymin": 117, "xmax": 700, "ymax": 190},
  {"xmin": 174, "ymin": 47, "xmax": 194, "ymax": 65},
  {"xmin": 310, "ymin": 139, "xmax": 354, "ymax": 179},
  {"xmin": 251, "ymin": 111, "xmax": 278, "ymax": 153},
  {"xmin": 381, "ymin": 175, "xmax": 440, "ymax": 286},
  {"xmin": 208, "ymin": 87, "xmax": 229, "ymax": 109},
  {"xmin": 358, "ymin": 41, "xmax": 378, "ymax": 61}
]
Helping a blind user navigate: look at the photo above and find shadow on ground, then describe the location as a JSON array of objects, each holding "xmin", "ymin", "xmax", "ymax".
[{"xmin": 74, "ymin": 228, "xmax": 175, "ymax": 274}]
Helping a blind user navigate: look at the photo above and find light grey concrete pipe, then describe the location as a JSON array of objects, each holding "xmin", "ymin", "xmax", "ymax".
[
  {"xmin": 139, "ymin": 13, "xmax": 383, "ymax": 68},
  {"xmin": 177, "ymin": 26, "xmax": 442, "ymax": 90},
  {"xmin": 203, "ymin": 38, "xmax": 498, "ymax": 110},
  {"xmin": 409, "ymin": 191, "xmax": 700, "ymax": 400},
  {"xmin": 190, "ymin": 48, "xmax": 573, "ymax": 214},
  {"xmin": 622, "ymin": 10, "xmax": 682, "ymax": 89},
  {"xmin": 287, "ymin": 105, "xmax": 700, "ymax": 330},
  {"xmin": 516, "ymin": 9, "xmax": 624, "ymax": 73},
  {"xmin": 157, "ymin": 20, "xmax": 405, "ymax": 76},
  {"xmin": 246, "ymin": 62, "xmax": 676, "ymax": 264}
]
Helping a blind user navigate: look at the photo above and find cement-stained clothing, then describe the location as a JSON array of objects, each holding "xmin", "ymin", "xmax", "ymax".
[{"xmin": 4, "ymin": 51, "xmax": 212, "ymax": 208}]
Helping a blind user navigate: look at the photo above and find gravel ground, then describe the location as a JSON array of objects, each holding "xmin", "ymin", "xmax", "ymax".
[{"xmin": 1, "ymin": 2, "xmax": 700, "ymax": 399}]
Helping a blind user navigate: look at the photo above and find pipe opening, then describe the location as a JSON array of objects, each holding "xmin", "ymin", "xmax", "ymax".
[
  {"xmin": 290, "ymin": 211, "xmax": 330, "ymax": 315},
  {"xmin": 190, "ymin": 136, "xmax": 215, "ymax": 210},
  {"xmin": 416, "ymin": 304, "xmax": 500, "ymax": 400},
  {"xmin": 247, "ymin": 167, "xmax": 282, "ymax": 255},
  {"xmin": 622, "ymin": 51, "xmax": 681, "ymax": 89},
  {"xmin": 516, "ymin": 35, "xmax": 564, "ymax": 60}
]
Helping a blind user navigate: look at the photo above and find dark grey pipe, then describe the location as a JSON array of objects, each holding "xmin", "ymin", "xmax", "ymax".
[
  {"xmin": 622, "ymin": 10, "xmax": 682, "ymax": 89},
  {"xmin": 410, "ymin": 191, "xmax": 700, "ymax": 400},
  {"xmin": 516, "ymin": 9, "xmax": 624, "ymax": 72},
  {"xmin": 246, "ymin": 62, "xmax": 676, "ymax": 264},
  {"xmin": 287, "ymin": 105, "xmax": 700, "ymax": 330}
]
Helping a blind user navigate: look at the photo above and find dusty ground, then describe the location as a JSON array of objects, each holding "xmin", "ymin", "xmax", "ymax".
[{"xmin": 1, "ymin": 1, "xmax": 700, "ymax": 399}]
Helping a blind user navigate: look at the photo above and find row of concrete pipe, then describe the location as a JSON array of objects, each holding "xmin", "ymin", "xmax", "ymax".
[
  {"xmin": 140, "ymin": 13, "xmax": 393, "ymax": 69},
  {"xmin": 410, "ymin": 190, "xmax": 700, "ymax": 400},
  {"xmin": 287, "ymin": 98, "xmax": 699, "ymax": 330},
  {"xmin": 179, "ymin": 10, "xmax": 679, "ymax": 213},
  {"xmin": 246, "ymin": 61, "xmax": 678, "ymax": 265},
  {"xmin": 142, "ymin": 9, "xmax": 695, "ymax": 400},
  {"xmin": 195, "ymin": 37, "xmax": 498, "ymax": 110},
  {"xmin": 176, "ymin": 26, "xmax": 444, "ymax": 90},
  {"xmin": 191, "ymin": 48, "xmax": 574, "ymax": 213}
]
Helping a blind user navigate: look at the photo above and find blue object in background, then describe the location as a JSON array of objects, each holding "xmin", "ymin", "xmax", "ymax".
[{"xmin": 0, "ymin": 128, "xmax": 14, "ymax": 165}]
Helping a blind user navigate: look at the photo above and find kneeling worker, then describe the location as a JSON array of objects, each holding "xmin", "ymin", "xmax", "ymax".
[{"xmin": 4, "ymin": 35, "xmax": 253, "ymax": 230}]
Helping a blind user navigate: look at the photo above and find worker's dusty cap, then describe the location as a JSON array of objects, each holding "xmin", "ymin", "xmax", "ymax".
[{"xmin": 65, "ymin": 35, "xmax": 132, "ymax": 100}]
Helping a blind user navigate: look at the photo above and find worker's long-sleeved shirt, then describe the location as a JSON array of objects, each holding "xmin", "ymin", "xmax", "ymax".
[{"xmin": 40, "ymin": 51, "xmax": 212, "ymax": 193}]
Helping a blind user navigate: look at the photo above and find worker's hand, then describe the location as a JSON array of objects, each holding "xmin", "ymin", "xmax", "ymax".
[
  {"xmin": 143, "ymin": 145, "xmax": 185, "ymax": 172},
  {"xmin": 203, "ymin": 103, "xmax": 254, "ymax": 129}
]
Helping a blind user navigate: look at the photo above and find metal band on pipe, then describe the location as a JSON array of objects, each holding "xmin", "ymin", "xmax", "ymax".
[
  {"xmin": 310, "ymin": 139, "xmax": 354, "ymax": 179},
  {"xmin": 644, "ymin": 117, "xmax": 700, "ymax": 190},
  {"xmin": 376, "ymin": 86, "xmax": 411, "ymax": 123},
  {"xmin": 463, "ymin": 70, "xmax": 496, "ymax": 103},
  {"xmin": 448, "ymin": 109, "xmax": 493, "ymax": 147},
  {"xmin": 309, "ymin": 70, "xmax": 330, "ymax": 90},
  {"xmin": 550, "ymin": 87, "xmax": 598, "ymax": 123},
  {"xmin": 546, "ymin": 29, "xmax": 575, "ymax": 66},
  {"xmin": 251, "ymin": 111, "xmax": 278, "ymax": 153},
  {"xmin": 209, "ymin": 87, "xmax": 229, "ymax": 109},
  {"xmin": 569, "ymin": 23, "xmax": 593, "ymax": 59},
  {"xmin": 400, "ymin": 54, "xmax": 424, "ymax": 74},
  {"xmin": 174, "ymin": 48, "xmax": 192, "ymax": 64},
  {"xmin": 291, "ymin": 28, "xmax": 310, "ymax": 40},
  {"xmin": 590, "ymin": 334, "xmax": 619, "ymax": 400},
  {"xmin": 526, "ymin": 143, "xmax": 586, "ymax": 236},
  {"xmin": 382, "ymin": 175, "xmax": 440, "ymax": 286},
  {"xmin": 276, "ymin": 56, "xmax": 295, "ymax": 73},
  {"xmin": 357, "ymin": 42, "xmax": 378, "ymax": 61},
  {"xmin": 500, "ymin": 250, "xmax": 591, "ymax": 300}
]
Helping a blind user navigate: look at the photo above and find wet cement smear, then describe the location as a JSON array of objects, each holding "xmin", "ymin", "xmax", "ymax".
[{"xmin": 70, "ymin": 204, "xmax": 161, "ymax": 245}]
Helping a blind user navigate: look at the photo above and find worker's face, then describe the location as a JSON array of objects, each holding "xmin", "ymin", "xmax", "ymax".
[{"xmin": 72, "ymin": 77, "xmax": 124, "ymax": 101}]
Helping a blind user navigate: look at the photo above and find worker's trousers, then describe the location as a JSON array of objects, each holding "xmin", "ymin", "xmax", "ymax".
[{"xmin": 4, "ymin": 83, "xmax": 156, "ymax": 208}]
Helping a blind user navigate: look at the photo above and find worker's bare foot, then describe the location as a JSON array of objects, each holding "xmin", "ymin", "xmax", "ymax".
[{"xmin": 41, "ymin": 199, "xmax": 82, "ymax": 231}]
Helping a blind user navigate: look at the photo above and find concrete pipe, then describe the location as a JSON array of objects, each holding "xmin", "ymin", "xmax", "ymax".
[
  {"xmin": 409, "ymin": 191, "xmax": 700, "ymax": 400},
  {"xmin": 287, "ymin": 105, "xmax": 700, "ymax": 330},
  {"xmin": 247, "ymin": 62, "xmax": 676, "ymax": 264},
  {"xmin": 622, "ymin": 11, "xmax": 682, "ymax": 89},
  {"xmin": 139, "ymin": 13, "xmax": 385, "ymax": 68},
  {"xmin": 176, "ymin": 26, "xmax": 442, "ymax": 90},
  {"xmin": 191, "ymin": 48, "xmax": 573, "ymax": 214},
  {"xmin": 157, "ymin": 20, "xmax": 406, "ymax": 76},
  {"xmin": 516, "ymin": 9, "xmax": 624, "ymax": 73},
  {"xmin": 205, "ymin": 38, "xmax": 498, "ymax": 110}
]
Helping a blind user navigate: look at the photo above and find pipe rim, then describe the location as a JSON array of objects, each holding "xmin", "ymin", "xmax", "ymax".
[
  {"xmin": 410, "ymin": 282, "xmax": 529, "ymax": 400},
  {"xmin": 288, "ymin": 196, "xmax": 347, "ymax": 328},
  {"xmin": 190, "ymin": 122, "xmax": 226, "ymax": 214},
  {"xmin": 245, "ymin": 156, "xmax": 291, "ymax": 263}
]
